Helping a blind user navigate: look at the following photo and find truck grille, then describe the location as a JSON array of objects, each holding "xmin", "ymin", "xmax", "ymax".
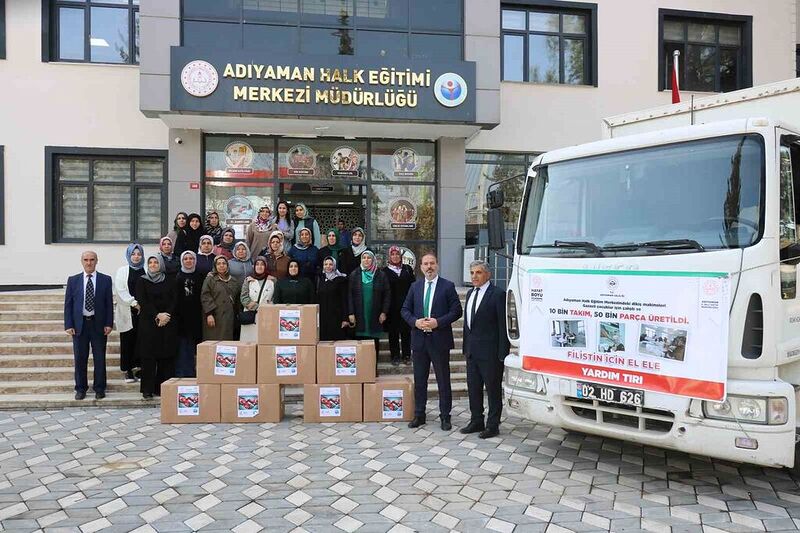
[{"xmin": 562, "ymin": 396, "xmax": 675, "ymax": 433}]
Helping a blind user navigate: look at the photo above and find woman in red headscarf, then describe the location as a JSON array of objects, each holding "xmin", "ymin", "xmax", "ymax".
[{"xmin": 382, "ymin": 246, "xmax": 415, "ymax": 365}]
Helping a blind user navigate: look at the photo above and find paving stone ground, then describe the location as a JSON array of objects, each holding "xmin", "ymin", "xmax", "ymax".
[{"xmin": 0, "ymin": 401, "xmax": 798, "ymax": 532}]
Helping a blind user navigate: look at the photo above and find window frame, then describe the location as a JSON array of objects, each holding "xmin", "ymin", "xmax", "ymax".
[
  {"xmin": 657, "ymin": 8, "xmax": 752, "ymax": 93},
  {"xmin": 0, "ymin": 146, "xmax": 4, "ymax": 245},
  {"xmin": 0, "ymin": 0, "xmax": 6, "ymax": 60},
  {"xmin": 45, "ymin": 147, "xmax": 168, "ymax": 244},
  {"xmin": 42, "ymin": 0, "xmax": 140, "ymax": 64},
  {"xmin": 500, "ymin": 0, "xmax": 598, "ymax": 87}
]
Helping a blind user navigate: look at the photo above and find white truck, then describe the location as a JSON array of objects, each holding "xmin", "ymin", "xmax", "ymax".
[{"xmin": 493, "ymin": 78, "xmax": 800, "ymax": 471}]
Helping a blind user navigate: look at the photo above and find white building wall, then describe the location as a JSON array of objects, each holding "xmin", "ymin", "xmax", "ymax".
[{"xmin": 0, "ymin": 0, "xmax": 168, "ymax": 284}]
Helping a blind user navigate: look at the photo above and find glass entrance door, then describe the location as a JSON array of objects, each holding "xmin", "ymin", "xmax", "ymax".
[{"xmin": 279, "ymin": 183, "xmax": 367, "ymax": 239}]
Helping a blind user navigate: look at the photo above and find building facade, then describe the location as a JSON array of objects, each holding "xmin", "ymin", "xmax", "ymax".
[{"xmin": 0, "ymin": 0, "xmax": 797, "ymax": 285}]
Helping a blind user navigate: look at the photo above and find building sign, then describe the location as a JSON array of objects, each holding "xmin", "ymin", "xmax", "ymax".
[
  {"xmin": 171, "ymin": 48, "xmax": 476, "ymax": 123},
  {"xmin": 286, "ymin": 144, "xmax": 316, "ymax": 176}
]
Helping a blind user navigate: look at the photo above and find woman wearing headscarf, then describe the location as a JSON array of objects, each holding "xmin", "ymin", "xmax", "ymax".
[
  {"xmin": 114, "ymin": 243, "xmax": 145, "ymax": 383},
  {"xmin": 196, "ymin": 235, "xmax": 216, "ymax": 276},
  {"xmin": 174, "ymin": 251, "xmax": 204, "ymax": 378},
  {"xmin": 175, "ymin": 213, "xmax": 203, "ymax": 256},
  {"xmin": 135, "ymin": 254, "xmax": 178, "ymax": 399},
  {"xmin": 229, "ymin": 242, "xmax": 254, "ymax": 287},
  {"xmin": 246, "ymin": 205, "xmax": 277, "ymax": 260},
  {"xmin": 317, "ymin": 228, "xmax": 344, "ymax": 269},
  {"xmin": 201, "ymin": 256, "xmax": 240, "ymax": 341},
  {"xmin": 213, "ymin": 227, "xmax": 236, "ymax": 260},
  {"xmin": 261, "ymin": 230, "xmax": 289, "ymax": 280},
  {"xmin": 316, "ymin": 257, "xmax": 349, "ymax": 341},
  {"xmin": 274, "ymin": 201, "xmax": 295, "ymax": 253},
  {"xmin": 159, "ymin": 236, "xmax": 180, "ymax": 280},
  {"xmin": 205, "ymin": 211, "xmax": 224, "ymax": 245},
  {"xmin": 239, "ymin": 257, "xmax": 275, "ymax": 342},
  {"xmin": 338, "ymin": 227, "xmax": 369, "ymax": 276},
  {"xmin": 383, "ymin": 246, "xmax": 415, "ymax": 366},
  {"xmin": 293, "ymin": 203, "xmax": 321, "ymax": 247},
  {"xmin": 289, "ymin": 227, "xmax": 319, "ymax": 285},
  {"xmin": 273, "ymin": 259, "xmax": 315, "ymax": 304},
  {"xmin": 348, "ymin": 250, "xmax": 391, "ymax": 374},
  {"xmin": 167, "ymin": 212, "xmax": 188, "ymax": 250}
]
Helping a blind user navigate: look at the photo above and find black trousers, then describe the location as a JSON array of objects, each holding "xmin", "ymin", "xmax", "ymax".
[
  {"xmin": 140, "ymin": 358, "xmax": 175, "ymax": 396},
  {"xmin": 119, "ymin": 318, "xmax": 140, "ymax": 372},
  {"xmin": 412, "ymin": 336, "xmax": 452, "ymax": 418},
  {"xmin": 388, "ymin": 328, "xmax": 411, "ymax": 361},
  {"xmin": 72, "ymin": 319, "xmax": 107, "ymax": 394},
  {"xmin": 466, "ymin": 354, "xmax": 504, "ymax": 429}
]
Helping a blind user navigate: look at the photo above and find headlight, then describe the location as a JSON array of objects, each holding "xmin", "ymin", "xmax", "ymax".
[
  {"xmin": 703, "ymin": 395, "xmax": 788, "ymax": 425},
  {"xmin": 504, "ymin": 368, "xmax": 546, "ymax": 394}
]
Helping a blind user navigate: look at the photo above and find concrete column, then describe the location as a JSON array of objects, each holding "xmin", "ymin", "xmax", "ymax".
[
  {"xmin": 437, "ymin": 137, "xmax": 467, "ymax": 286},
  {"xmin": 168, "ymin": 129, "xmax": 202, "ymax": 217},
  {"xmin": 139, "ymin": 0, "xmax": 180, "ymax": 117}
]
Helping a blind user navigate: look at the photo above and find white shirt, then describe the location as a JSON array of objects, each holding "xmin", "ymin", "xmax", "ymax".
[
  {"xmin": 466, "ymin": 281, "xmax": 490, "ymax": 329},
  {"xmin": 422, "ymin": 276, "xmax": 438, "ymax": 318},
  {"xmin": 82, "ymin": 271, "xmax": 96, "ymax": 317}
]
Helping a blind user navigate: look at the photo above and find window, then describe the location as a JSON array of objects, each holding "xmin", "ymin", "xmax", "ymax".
[
  {"xmin": 501, "ymin": 2, "xmax": 597, "ymax": 85},
  {"xmin": 0, "ymin": 0, "xmax": 6, "ymax": 60},
  {"xmin": 45, "ymin": 0, "xmax": 140, "ymax": 64},
  {"xmin": 659, "ymin": 9, "xmax": 752, "ymax": 93},
  {"xmin": 46, "ymin": 148, "xmax": 167, "ymax": 243},
  {"xmin": 779, "ymin": 138, "xmax": 800, "ymax": 299}
]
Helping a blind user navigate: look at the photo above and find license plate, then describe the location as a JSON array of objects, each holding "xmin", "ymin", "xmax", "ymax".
[{"xmin": 576, "ymin": 381, "xmax": 644, "ymax": 407}]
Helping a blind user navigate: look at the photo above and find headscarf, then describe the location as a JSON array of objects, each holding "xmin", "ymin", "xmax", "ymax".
[
  {"xmin": 253, "ymin": 256, "xmax": 269, "ymax": 281},
  {"xmin": 126, "ymin": 243, "xmax": 145, "ymax": 270},
  {"xmin": 255, "ymin": 205, "xmax": 273, "ymax": 232},
  {"xmin": 180, "ymin": 251, "xmax": 197, "ymax": 274},
  {"xmin": 360, "ymin": 250, "xmax": 377, "ymax": 284},
  {"xmin": 323, "ymin": 229, "xmax": 343, "ymax": 261},
  {"xmin": 232, "ymin": 242, "xmax": 252, "ymax": 263},
  {"xmin": 387, "ymin": 245, "xmax": 403, "ymax": 275},
  {"xmin": 159, "ymin": 236, "xmax": 174, "ymax": 260},
  {"xmin": 294, "ymin": 228, "xmax": 312, "ymax": 251},
  {"xmin": 143, "ymin": 254, "xmax": 166, "ymax": 284},
  {"xmin": 182, "ymin": 213, "xmax": 203, "ymax": 253},
  {"xmin": 322, "ymin": 256, "xmax": 345, "ymax": 281},
  {"xmin": 268, "ymin": 230, "xmax": 285, "ymax": 257},
  {"xmin": 198, "ymin": 235, "xmax": 214, "ymax": 255},
  {"xmin": 218, "ymin": 228, "xmax": 236, "ymax": 251},
  {"xmin": 351, "ymin": 227, "xmax": 367, "ymax": 256},
  {"xmin": 295, "ymin": 203, "xmax": 309, "ymax": 221},
  {"xmin": 205, "ymin": 211, "xmax": 223, "ymax": 242},
  {"xmin": 213, "ymin": 256, "xmax": 231, "ymax": 281},
  {"xmin": 173, "ymin": 212, "xmax": 188, "ymax": 231},
  {"xmin": 287, "ymin": 259, "xmax": 301, "ymax": 281}
]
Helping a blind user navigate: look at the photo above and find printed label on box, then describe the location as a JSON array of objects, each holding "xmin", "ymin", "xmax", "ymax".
[
  {"xmin": 382, "ymin": 389, "xmax": 404, "ymax": 419},
  {"xmin": 276, "ymin": 346, "xmax": 298, "ymax": 376},
  {"xmin": 279, "ymin": 310, "xmax": 301, "ymax": 340},
  {"xmin": 335, "ymin": 346, "xmax": 357, "ymax": 376},
  {"xmin": 177, "ymin": 385, "xmax": 200, "ymax": 416},
  {"xmin": 319, "ymin": 386, "xmax": 341, "ymax": 417},
  {"xmin": 237, "ymin": 387, "xmax": 260, "ymax": 418},
  {"xmin": 215, "ymin": 345, "xmax": 238, "ymax": 376}
]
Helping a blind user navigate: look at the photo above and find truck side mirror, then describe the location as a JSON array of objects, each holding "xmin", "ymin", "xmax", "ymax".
[{"xmin": 487, "ymin": 207, "xmax": 505, "ymax": 250}]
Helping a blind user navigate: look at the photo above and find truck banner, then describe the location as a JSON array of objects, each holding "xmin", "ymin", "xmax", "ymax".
[{"xmin": 520, "ymin": 269, "xmax": 730, "ymax": 401}]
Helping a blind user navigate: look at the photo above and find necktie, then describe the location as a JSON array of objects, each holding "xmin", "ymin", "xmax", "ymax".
[
  {"xmin": 469, "ymin": 288, "xmax": 478, "ymax": 330},
  {"xmin": 86, "ymin": 275, "xmax": 95, "ymax": 313},
  {"xmin": 423, "ymin": 281, "xmax": 433, "ymax": 319}
]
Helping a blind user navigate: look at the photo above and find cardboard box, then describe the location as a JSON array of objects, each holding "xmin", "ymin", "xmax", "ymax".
[
  {"xmin": 303, "ymin": 384, "xmax": 363, "ymax": 423},
  {"xmin": 316, "ymin": 340, "xmax": 376, "ymax": 384},
  {"xmin": 197, "ymin": 341, "xmax": 257, "ymax": 384},
  {"xmin": 160, "ymin": 378, "xmax": 220, "ymax": 424},
  {"xmin": 363, "ymin": 377, "xmax": 415, "ymax": 422},
  {"xmin": 220, "ymin": 384, "xmax": 284, "ymax": 423},
  {"xmin": 257, "ymin": 304, "xmax": 319, "ymax": 345},
  {"xmin": 257, "ymin": 345, "xmax": 317, "ymax": 384}
]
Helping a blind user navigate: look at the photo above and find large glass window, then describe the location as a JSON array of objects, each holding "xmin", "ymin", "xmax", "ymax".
[
  {"xmin": 49, "ymin": 0, "xmax": 139, "ymax": 64},
  {"xmin": 51, "ymin": 151, "xmax": 166, "ymax": 243},
  {"xmin": 501, "ymin": 3, "xmax": 595, "ymax": 85},
  {"xmin": 278, "ymin": 139, "xmax": 367, "ymax": 180}
]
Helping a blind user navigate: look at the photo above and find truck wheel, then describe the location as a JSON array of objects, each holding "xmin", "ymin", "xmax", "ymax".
[{"xmin": 791, "ymin": 442, "xmax": 800, "ymax": 478}]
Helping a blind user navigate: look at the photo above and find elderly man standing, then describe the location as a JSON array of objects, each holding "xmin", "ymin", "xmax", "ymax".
[
  {"xmin": 461, "ymin": 260, "xmax": 510, "ymax": 438},
  {"xmin": 64, "ymin": 251, "xmax": 113, "ymax": 400}
]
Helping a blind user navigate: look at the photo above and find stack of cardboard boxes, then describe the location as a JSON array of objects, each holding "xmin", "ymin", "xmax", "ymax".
[{"xmin": 161, "ymin": 304, "xmax": 414, "ymax": 424}]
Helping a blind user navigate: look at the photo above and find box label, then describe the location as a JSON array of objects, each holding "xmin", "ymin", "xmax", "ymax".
[
  {"xmin": 177, "ymin": 385, "xmax": 200, "ymax": 416},
  {"xmin": 279, "ymin": 310, "xmax": 301, "ymax": 340},
  {"xmin": 276, "ymin": 346, "xmax": 298, "ymax": 376},
  {"xmin": 382, "ymin": 389, "xmax": 404, "ymax": 419},
  {"xmin": 215, "ymin": 345, "xmax": 238, "ymax": 376},
  {"xmin": 335, "ymin": 346, "xmax": 357, "ymax": 376},
  {"xmin": 237, "ymin": 387, "xmax": 260, "ymax": 418},
  {"xmin": 319, "ymin": 386, "xmax": 341, "ymax": 417}
]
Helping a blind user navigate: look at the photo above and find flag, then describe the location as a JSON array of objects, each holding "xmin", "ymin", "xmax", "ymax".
[{"xmin": 671, "ymin": 50, "xmax": 681, "ymax": 104}]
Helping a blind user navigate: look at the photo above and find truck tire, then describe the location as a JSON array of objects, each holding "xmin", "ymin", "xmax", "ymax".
[{"xmin": 791, "ymin": 442, "xmax": 800, "ymax": 478}]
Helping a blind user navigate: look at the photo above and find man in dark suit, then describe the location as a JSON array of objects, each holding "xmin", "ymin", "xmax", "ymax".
[
  {"xmin": 64, "ymin": 251, "xmax": 113, "ymax": 400},
  {"xmin": 401, "ymin": 253, "xmax": 462, "ymax": 430},
  {"xmin": 461, "ymin": 260, "xmax": 510, "ymax": 439}
]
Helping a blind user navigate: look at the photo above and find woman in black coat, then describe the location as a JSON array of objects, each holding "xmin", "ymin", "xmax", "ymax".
[
  {"xmin": 316, "ymin": 257, "xmax": 349, "ymax": 341},
  {"xmin": 136, "ymin": 254, "xmax": 178, "ymax": 399},
  {"xmin": 348, "ymin": 251, "xmax": 390, "ymax": 375},
  {"xmin": 383, "ymin": 246, "xmax": 415, "ymax": 365},
  {"xmin": 338, "ymin": 227, "xmax": 369, "ymax": 276},
  {"xmin": 174, "ymin": 251, "xmax": 204, "ymax": 378},
  {"xmin": 273, "ymin": 259, "xmax": 315, "ymax": 304}
]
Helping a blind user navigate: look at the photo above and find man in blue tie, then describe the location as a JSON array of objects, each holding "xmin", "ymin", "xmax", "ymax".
[
  {"xmin": 64, "ymin": 251, "xmax": 114, "ymax": 400},
  {"xmin": 401, "ymin": 253, "xmax": 463, "ymax": 430}
]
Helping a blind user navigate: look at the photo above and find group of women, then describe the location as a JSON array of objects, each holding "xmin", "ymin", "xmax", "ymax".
[{"xmin": 112, "ymin": 205, "xmax": 416, "ymax": 399}]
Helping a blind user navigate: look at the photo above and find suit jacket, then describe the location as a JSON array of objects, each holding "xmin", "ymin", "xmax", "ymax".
[
  {"xmin": 401, "ymin": 276, "xmax": 463, "ymax": 352},
  {"xmin": 463, "ymin": 283, "xmax": 510, "ymax": 362},
  {"xmin": 64, "ymin": 272, "xmax": 114, "ymax": 335}
]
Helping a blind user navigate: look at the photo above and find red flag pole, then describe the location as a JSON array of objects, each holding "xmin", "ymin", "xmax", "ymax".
[{"xmin": 671, "ymin": 49, "xmax": 681, "ymax": 104}]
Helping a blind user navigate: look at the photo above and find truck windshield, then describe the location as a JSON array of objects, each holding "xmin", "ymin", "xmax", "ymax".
[{"xmin": 519, "ymin": 134, "xmax": 764, "ymax": 256}]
